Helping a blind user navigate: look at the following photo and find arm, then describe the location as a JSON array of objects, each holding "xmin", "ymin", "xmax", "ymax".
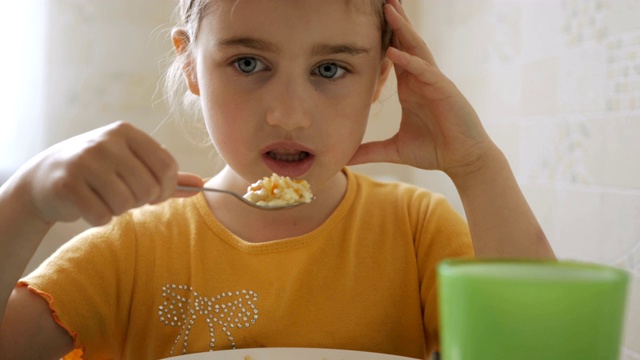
[
  {"xmin": 349, "ymin": 0, "xmax": 554, "ymax": 259},
  {"xmin": 0, "ymin": 172, "xmax": 53, "ymax": 323},
  {"xmin": 0, "ymin": 121, "xmax": 203, "ymax": 357},
  {"xmin": 0, "ymin": 172, "xmax": 74, "ymax": 358},
  {"xmin": 450, "ymin": 147, "xmax": 553, "ymax": 258},
  {"xmin": 1, "ymin": 287, "xmax": 75, "ymax": 359}
]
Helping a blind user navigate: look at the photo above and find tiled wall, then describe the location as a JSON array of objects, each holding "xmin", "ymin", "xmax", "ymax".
[{"xmin": 404, "ymin": 0, "xmax": 639, "ymax": 357}]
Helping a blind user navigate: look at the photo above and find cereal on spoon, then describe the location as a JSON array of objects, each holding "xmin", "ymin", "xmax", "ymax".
[{"xmin": 244, "ymin": 173, "xmax": 313, "ymax": 208}]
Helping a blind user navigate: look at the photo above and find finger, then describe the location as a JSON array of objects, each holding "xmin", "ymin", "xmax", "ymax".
[
  {"xmin": 72, "ymin": 188, "xmax": 115, "ymax": 226},
  {"xmin": 384, "ymin": 2, "xmax": 437, "ymax": 66},
  {"xmin": 124, "ymin": 128, "xmax": 179, "ymax": 202},
  {"xmin": 386, "ymin": 0, "xmax": 414, "ymax": 25},
  {"xmin": 347, "ymin": 138, "xmax": 401, "ymax": 166},
  {"xmin": 387, "ymin": 0, "xmax": 412, "ymax": 51},
  {"xmin": 387, "ymin": 47, "xmax": 442, "ymax": 86},
  {"xmin": 177, "ymin": 172, "xmax": 204, "ymax": 187},
  {"xmin": 86, "ymin": 170, "xmax": 139, "ymax": 217},
  {"xmin": 48, "ymin": 179, "xmax": 114, "ymax": 226},
  {"xmin": 169, "ymin": 172, "xmax": 204, "ymax": 199},
  {"xmin": 113, "ymin": 153, "xmax": 164, "ymax": 205},
  {"xmin": 95, "ymin": 122, "xmax": 176, "ymax": 206}
]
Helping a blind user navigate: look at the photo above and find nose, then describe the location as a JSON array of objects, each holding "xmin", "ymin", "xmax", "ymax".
[{"xmin": 265, "ymin": 75, "xmax": 313, "ymax": 131}]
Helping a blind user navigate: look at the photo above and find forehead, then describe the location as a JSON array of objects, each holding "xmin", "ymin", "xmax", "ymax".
[{"xmin": 198, "ymin": 0, "xmax": 381, "ymax": 49}]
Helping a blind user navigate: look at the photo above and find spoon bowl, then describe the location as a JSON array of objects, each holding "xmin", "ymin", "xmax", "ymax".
[{"xmin": 176, "ymin": 185, "xmax": 313, "ymax": 210}]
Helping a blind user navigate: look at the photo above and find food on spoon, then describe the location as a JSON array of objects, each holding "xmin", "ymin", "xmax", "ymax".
[{"xmin": 244, "ymin": 173, "xmax": 313, "ymax": 207}]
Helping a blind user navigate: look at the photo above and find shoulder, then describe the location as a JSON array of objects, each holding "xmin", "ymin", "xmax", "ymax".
[
  {"xmin": 46, "ymin": 196, "xmax": 204, "ymax": 258},
  {"xmin": 342, "ymin": 169, "xmax": 472, "ymax": 256},
  {"xmin": 126, "ymin": 195, "xmax": 202, "ymax": 226},
  {"xmin": 347, "ymin": 168, "xmax": 448, "ymax": 212},
  {"xmin": 346, "ymin": 168, "xmax": 467, "ymax": 234},
  {"xmin": 20, "ymin": 196, "xmax": 206, "ymax": 294},
  {"xmin": 100, "ymin": 194, "xmax": 210, "ymax": 237}
]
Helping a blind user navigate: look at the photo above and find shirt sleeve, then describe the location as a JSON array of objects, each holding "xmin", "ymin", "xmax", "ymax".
[
  {"xmin": 18, "ymin": 213, "xmax": 137, "ymax": 359},
  {"xmin": 413, "ymin": 193, "xmax": 474, "ymax": 354}
]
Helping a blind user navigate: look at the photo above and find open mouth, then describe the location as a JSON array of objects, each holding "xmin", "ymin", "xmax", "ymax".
[
  {"xmin": 262, "ymin": 146, "xmax": 315, "ymax": 177},
  {"xmin": 267, "ymin": 151, "xmax": 311, "ymax": 162}
]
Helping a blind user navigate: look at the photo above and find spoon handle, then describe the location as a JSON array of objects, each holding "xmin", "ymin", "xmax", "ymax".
[
  {"xmin": 177, "ymin": 185, "xmax": 237, "ymax": 197},
  {"xmin": 176, "ymin": 185, "xmax": 252, "ymax": 204}
]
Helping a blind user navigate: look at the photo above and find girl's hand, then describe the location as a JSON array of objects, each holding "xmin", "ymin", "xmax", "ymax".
[
  {"xmin": 349, "ymin": 0, "xmax": 497, "ymax": 180},
  {"xmin": 21, "ymin": 121, "xmax": 202, "ymax": 226}
]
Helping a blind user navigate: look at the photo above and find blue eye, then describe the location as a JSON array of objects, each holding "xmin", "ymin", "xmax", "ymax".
[
  {"xmin": 234, "ymin": 57, "xmax": 267, "ymax": 73},
  {"xmin": 314, "ymin": 62, "xmax": 346, "ymax": 79}
]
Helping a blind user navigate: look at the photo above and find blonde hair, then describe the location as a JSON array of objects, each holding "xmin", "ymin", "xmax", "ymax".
[{"xmin": 164, "ymin": 0, "xmax": 395, "ymax": 121}]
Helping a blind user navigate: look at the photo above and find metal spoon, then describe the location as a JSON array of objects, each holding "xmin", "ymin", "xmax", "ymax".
[{"xmin": 176, "ymin": 185, "xmax": 313, "ymax": 210}]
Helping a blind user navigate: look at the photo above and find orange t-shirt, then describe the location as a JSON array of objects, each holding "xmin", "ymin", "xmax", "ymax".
[{"xmin": 19, "ymin": 168, "xmax": 473, "ymax": 359}]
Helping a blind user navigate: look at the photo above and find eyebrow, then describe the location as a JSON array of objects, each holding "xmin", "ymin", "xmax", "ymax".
[
  {"xmin": 218, "ymin": 37, "xmax": 279, "ymax": 53},
  {"xmin": 312, "ymin": 43, "xmax": 371, "ymax": 57},
  {"xmin": 217, "ymin": 36, "xmax": 371, "ymax": 57}
]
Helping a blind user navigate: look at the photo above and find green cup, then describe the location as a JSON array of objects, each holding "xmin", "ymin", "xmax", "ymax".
[{"xmin": 437, "ymin": 259, "xmax": 630, "ymax": 360}]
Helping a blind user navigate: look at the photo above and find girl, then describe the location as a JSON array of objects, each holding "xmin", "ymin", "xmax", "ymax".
[{"xmin": 0, "ymin": 0, "xmax": 555, "ymax": 359}]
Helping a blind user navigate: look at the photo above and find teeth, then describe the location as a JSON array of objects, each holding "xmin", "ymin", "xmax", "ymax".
[{"xmin": 268, "ymin": 151, "xmax": 308, "ymax": 162}]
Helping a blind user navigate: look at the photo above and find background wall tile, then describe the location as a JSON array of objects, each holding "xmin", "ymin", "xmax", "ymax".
[
  {"xmin": 553, "ymin": 186, "xmax": 605, "ymax": 260},
  {"xmin": 600, "ymin": 190, "xmax": 640, "ymax": 265},
  {"xmin": 521, "ymin": 58, "xmax": 561, "ymax": 116},
  {"xmin": 601, "ymin": 116, "xmax": 640, "ymax": 188}
]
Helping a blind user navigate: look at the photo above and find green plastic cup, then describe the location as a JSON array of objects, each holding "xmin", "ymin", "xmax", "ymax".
[{"xmin": 437, "ymin": 259, "xmax": 630, "ymax": 360}]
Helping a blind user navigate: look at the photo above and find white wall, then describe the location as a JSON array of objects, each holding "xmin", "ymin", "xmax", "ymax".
[{"xmin": 0, "ymin": 1, "xmax": 46, "ymax": 172}]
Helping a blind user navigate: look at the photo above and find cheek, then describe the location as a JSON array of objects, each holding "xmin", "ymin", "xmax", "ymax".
[
  {"xmin": 199, "ymin": 89, "xmax": 254, "ymax": 153},
  {"xmin": 318, "ymin": 84, "xmax": 376, "ymax": 149},
  {"xmin": 201, "ymin": 83, "xmax": 249, "ymax": 127},
  {"xmin": 326, "ymin": 108, "xmax": 370, "ymax": 152},
  {"xmin": 336, "ymin": 91, "xmax": 376, "ymax": 133}
]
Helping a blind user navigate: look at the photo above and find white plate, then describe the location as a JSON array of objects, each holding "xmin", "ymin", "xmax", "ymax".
[{"xmin": 161, "ymin": 347, "xmax": 420, "ymax": 360}]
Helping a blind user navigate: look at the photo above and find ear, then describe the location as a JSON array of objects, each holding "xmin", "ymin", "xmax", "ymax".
[
  {"xmin": 372, "ymin": 58, "xmax": 393, "ymax": 103},
  {"xmin": 171, "ymin": 28, "xmax": 200, "ymax": 96}
]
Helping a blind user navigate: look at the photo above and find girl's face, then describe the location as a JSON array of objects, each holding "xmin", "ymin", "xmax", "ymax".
[{"xmin": 186, "ymin": 0, "xmax": 391, "ymax": 190}]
